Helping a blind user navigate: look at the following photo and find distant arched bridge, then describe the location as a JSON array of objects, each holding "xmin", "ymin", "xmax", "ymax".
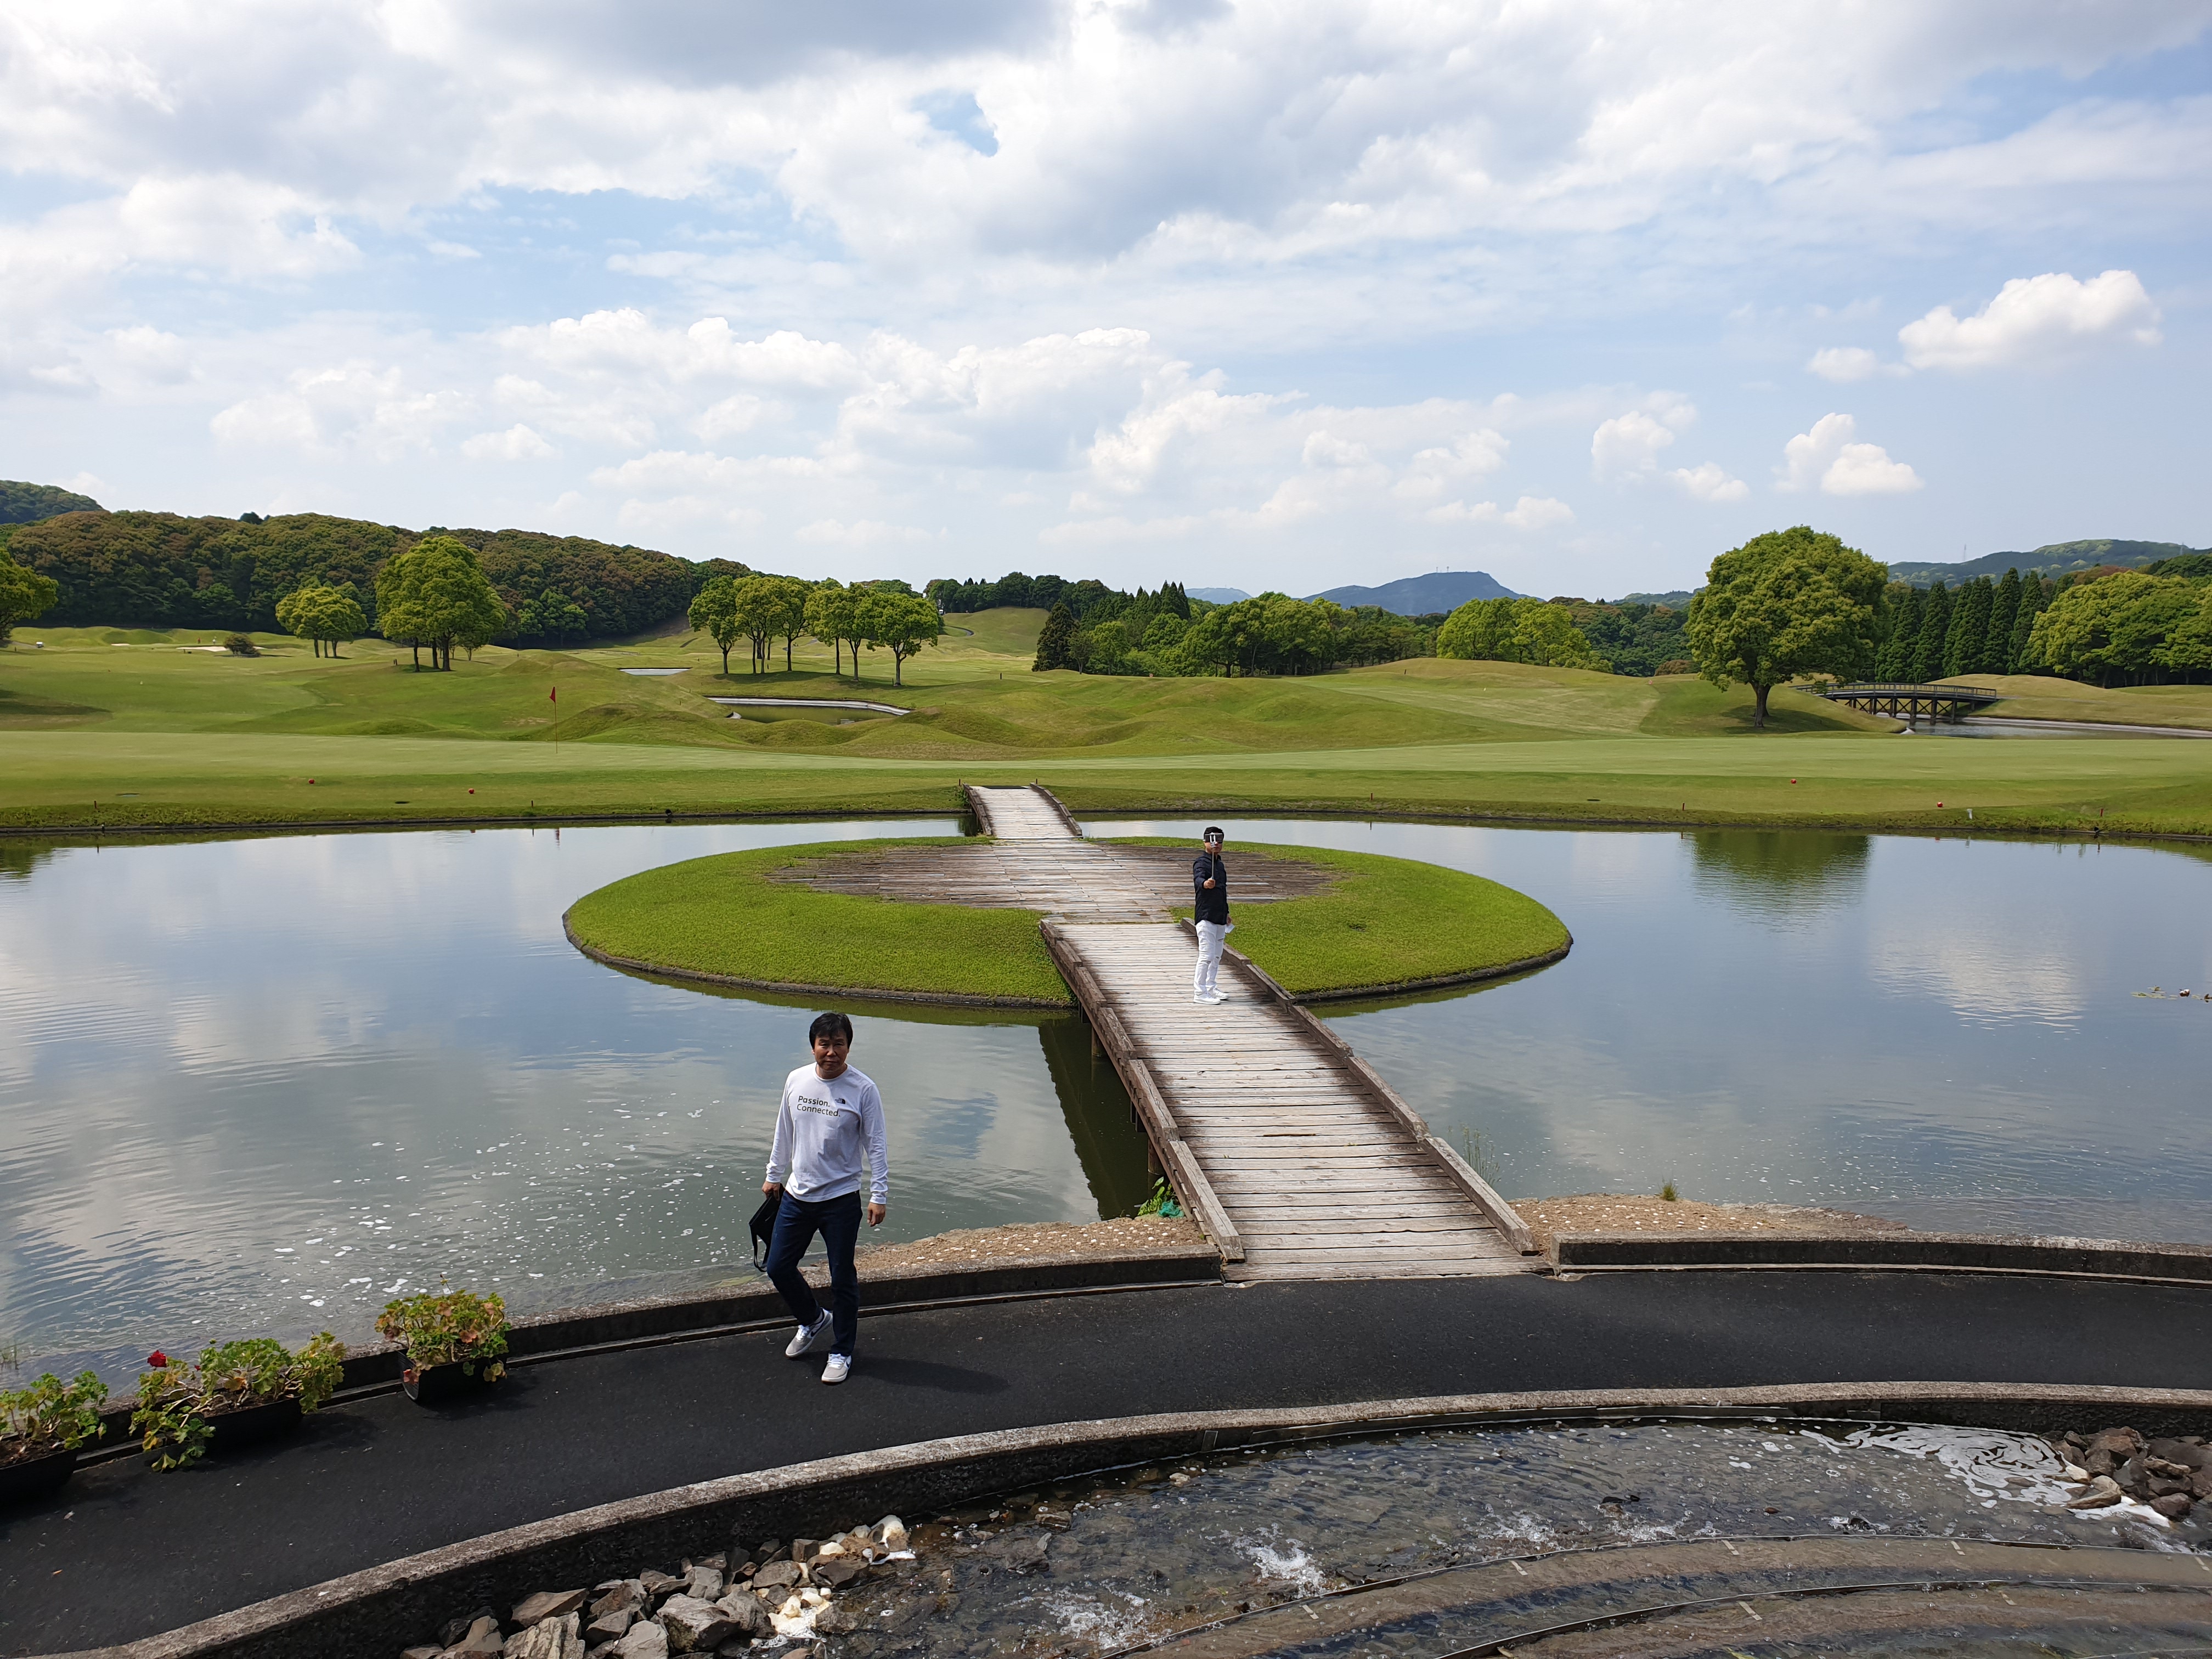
[{"xmin": 1820, "ymin": 682, "xmax": 2003, "ymax": 722}]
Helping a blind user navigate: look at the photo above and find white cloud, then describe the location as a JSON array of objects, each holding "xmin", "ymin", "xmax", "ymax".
[
  {"xmin": 1428, "ymin": 495, "xmax": 1576, "ymax": 530},
  {"xmin": 1898, "ymin": 269, "xmax": 2163, "ymax": 371},
  {"xmin": 1668, "ymin": 462, "xmax": 1748, "ymax": 503},
  {"xmin": 460, "ymin": 423, "xmax": 555, "ymax": 461},
  {"xmin": 1591, "ymin": 399, "xmax": 1696, "ymax": 480},
  {"xmin": 795, "ymin": 518, "xmax": 940, "ymax": 545},
  {"xmin": 1779, "ymin": 412, "xmax": 1922, "ymax": 496},
  {"xmin": 1805, "ymin": 346, "xmax": 1906, "ymax": 383}
]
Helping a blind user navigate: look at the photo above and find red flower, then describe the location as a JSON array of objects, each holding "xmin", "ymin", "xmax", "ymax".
[{"xmin": 147, "ymin": 1350, "xmax": 169, "ymax": 1367}]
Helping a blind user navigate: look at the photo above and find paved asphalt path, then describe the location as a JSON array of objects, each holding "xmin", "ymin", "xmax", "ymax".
[{"xmin": 9, "ymin": 1271, "xmax": 2212, "ymax": 1655}]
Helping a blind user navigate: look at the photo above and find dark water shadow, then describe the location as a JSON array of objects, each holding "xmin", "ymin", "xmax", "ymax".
[{"xmin": 1688, "ymin": 829, "xmax": 1871, "ymax": 923}]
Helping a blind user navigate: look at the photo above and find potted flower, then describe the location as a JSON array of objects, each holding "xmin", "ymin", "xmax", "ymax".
[
  {"xmin": 2, "ymin": 1370, "xmax": 108, "ymax": 1503},
  {"xmin": 376, "ymin": 1288, "xmax": 509, "ymax": 1404},
  {"xmin": 132, "ymin": 1334, "xmax": 345, "ymax": 1470}
]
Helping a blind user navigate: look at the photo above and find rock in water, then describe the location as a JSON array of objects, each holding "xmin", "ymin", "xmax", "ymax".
[
  {"xmin": 656, "ymin": 1595, "xmax": 735, "ymax": 1654},
  {"xmin": 610, "ymin": 1621, "xmax": 669, "ymax": 1659},
  {"xmin": 873, "ymin": 1515, "xmax": 909, "ymax": 1551},
  {"xmin": 814, "ymin": 1558, "xmax": 865, "ymax": 1588},
  {"xmin": 751, "ymin": 1560, "xmax": 805, "ymax": 1591},
  {"xmin": 991, "ymin": 1536, "xmax": 1049, "ymax": 1575},
  {"xmin": 512, "ymin": 1590, "xmax": 588, "ymax": 1628},
  {"xmin": 713, "ymin": 1592, "xmax": 775, "ymax": 1638},
  {"xmin": 682, "ymin": 1565, "xmax": 724, "ymax": 1602},
  {"xmin": 2153, "ymin": 1492, "xmax": 2196, "ymax": 1520},
  {"xmin": 2067, "ymin": 1475, "xmax": 2125, "ymax": 1510}
]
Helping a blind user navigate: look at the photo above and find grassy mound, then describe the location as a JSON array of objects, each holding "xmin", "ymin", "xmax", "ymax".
[
  {"xmin": 566, "ymin": 837, "xmax": 1570, "ymax": 1005},
  {"xmin": 564, "ymin": 839, "xmax": 1070, "ymax": 1005},
  {"xmin": 1110, "ymin": 838, "xmax": 1571, "ymax": 995}
]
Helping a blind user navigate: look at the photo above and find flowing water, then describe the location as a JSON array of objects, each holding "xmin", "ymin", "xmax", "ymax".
[{"xmin": 4, "ymin": 818, "xmax": 2209, "ymax": 1377}]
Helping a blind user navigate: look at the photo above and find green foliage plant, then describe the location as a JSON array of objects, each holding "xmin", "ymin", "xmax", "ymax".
[
  {"xmin": 688, "ymin": 575, "xmax": 744, "ymax": 675},
  {"xmin": 866, "ymin": 590, "xmax": 944, "ymax": 685},
  {"xmin": 517, "ymin": 588, "xmax": 589, "ymax": 644},
  {"xmin": 132, "ymin": 1334, "xmax": 346, "ymax": 1470},
  {"xmin": 275, "ymin": 581, "xmax": 368, "ymax": 657},
  {"xmin": 375, "ymin": 535, "xmax": 509, "ymax": 671},
  {"xmin": 221, "ymin": 633, "xmax": 260, "ymax": 656},
  {"xmin": 2030, "ymin": 569, "xmax": 2208, "ymax": 686},
  {"xmin": 805, "ymin": 580, "xmax": 867, "ymax": 678},
  {"xmin": 1438, "ymin": 596, "xmax": 1609, "ymax": 672},
  {"xmin": 375, "ymin": 1288, "xmax": 510, "ymax": 1384},
  {"xmin": 2, "ymin": 1370, "xmax": 108, "ymax": 1463},
  {"xmin": 1686, "ymin": 526, "xmax": 1887, "ymax": 727},
  {"xmin": 0, "ymin": 543, "xmax": 61, "ymax": 645},
  {"xmin": 1031, "ymin": 600, "xmax": 1077, "ymax": 671}
]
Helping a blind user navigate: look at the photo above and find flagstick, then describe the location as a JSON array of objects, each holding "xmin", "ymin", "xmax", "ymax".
[{"xmin": 551, "ymin": 681, "xmax": 558, "ymax": 760}]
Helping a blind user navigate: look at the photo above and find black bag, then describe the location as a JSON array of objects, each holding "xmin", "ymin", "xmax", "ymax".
[{"xmin": 749, "ymin": 1190, "xmax": 783, "ymax": 1273}]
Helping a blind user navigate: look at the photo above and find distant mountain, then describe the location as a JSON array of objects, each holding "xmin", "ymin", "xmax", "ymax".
[
  {"xmin": 1187, "ymin": 586, "xmax": 1251, "ymax": 604},
  {"xmin": 0, "ymin": 479, "xmax": 103, "ymax": 525},
  {"xmin": 1307, "ymin": 570, "xmax": 1521, "ymax": 614},
  {"xmin": 1887, "ymin": 539, "xmax": 2203, "ymax": 587},
  {"xmin": 1615, "ymin": 590, "xmax": 1697, "ymax": 610}
]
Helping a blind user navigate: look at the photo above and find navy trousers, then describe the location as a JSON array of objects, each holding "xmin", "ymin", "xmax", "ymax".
[{"xmin": 765, "ymin": 1190, "xmax": 862, "ymax": 1357}]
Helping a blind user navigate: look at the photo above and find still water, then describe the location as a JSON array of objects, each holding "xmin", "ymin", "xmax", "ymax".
[{"xmin": 4, "ymin": 819, "xmax": 2209, "ymax": 1376}]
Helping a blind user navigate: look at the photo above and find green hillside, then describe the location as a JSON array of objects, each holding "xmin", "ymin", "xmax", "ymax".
[
  {"xmin": 0, "ymin": 479, "xmax": 103, "ymax": 526},
  {"xmin": 1887, "ymin": 539, "xmax": 2201, "ymax": 587}
]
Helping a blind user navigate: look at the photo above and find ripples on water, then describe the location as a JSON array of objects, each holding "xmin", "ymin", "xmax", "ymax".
[{"xmin": 828, "ymin": 1420, "xmax": 2203, "ymax": 1658}]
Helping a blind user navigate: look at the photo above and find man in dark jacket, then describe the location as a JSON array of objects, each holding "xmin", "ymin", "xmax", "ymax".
[{"xmin": 1193, "ymin": 825, "xmax": 1231, "ymax": 1003}]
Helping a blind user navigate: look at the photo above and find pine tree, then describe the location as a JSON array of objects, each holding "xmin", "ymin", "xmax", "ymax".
[
  {"xmin": 2009, "ymin": 573, "xmax": 2050, "ymax": 672},
  {"xmin": 1031, "ymin": 601, "xmax": 1077, "ymax": 671},
  {"xmin": 1876, "ymin": 584, "xmax": 1921, "ymax": 679},
  {"xmin": 1944, "ymin": 576, "xmax": 1993, "ymax": 678},
  {"xmin": 1912, "ymin": 582, "xmax": 1951, "ymax": 681},
  {"xmin": 1984, "ymin": 569, "xmax": 2021, "ymax": 675}
]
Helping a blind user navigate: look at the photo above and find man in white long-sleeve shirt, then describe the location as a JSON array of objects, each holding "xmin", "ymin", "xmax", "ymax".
[{"xmin": 761, "ymin": 1011, "xmax": 889, "ymax": 1384}]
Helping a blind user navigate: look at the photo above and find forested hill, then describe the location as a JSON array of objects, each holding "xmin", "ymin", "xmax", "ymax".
[
  {"xmin": 1886, "ymin": 540, "xmax": 2202, "ymax": 587},
  {"xmin": 8, "ymin": 510, "xmax": 713, "ymax": 639},
  {"xmin": 0, "ymin": 479, "xmax": 103, "ymax": 524}
]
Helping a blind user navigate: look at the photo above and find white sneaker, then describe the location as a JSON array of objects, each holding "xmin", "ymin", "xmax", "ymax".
[
  {"xmin": 785, "ymin": 1310, "xmax": 832, "ymax": 1357},
  {"xmin": 821, "ymin": 1353, "xmax": 851, "ymax": 1385},
  {"xmin": 1198, "ymin": 991, "xmax": 1226, "ymax": 1005}
]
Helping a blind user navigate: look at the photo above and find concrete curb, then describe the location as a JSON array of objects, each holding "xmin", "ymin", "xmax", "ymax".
[
  {"xmin": 560, "ymin": 909, "xmax": 1072, "ymax": 1008},
  {"xmin": 43, "ymin": 1380, "xmax": 2212, "ymax": 1659},
  {"xmin": 83, "ymin": 1246, "xmax": 1220, "ymax": 1444},
  {"xmin": 1553, "ymin": 1231, "xmax": 2212, "ymax": 1285}
]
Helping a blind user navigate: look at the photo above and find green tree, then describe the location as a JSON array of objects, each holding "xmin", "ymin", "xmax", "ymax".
[
  {"xmin": 2009, "ymin": 573, "xmax": 2050, "ymax": 672},
  {"xmin": 804, "ymin": 580, "xmax": 871, "ymax": 678},
  {"xmin": 1438, "ymin": 596, "xmax": 1607, "ymax": 670},
  {"xmin": 2153, "ymin": 587, "xmax": 2212, "ymax": 680},
  {"xmin": 868, "ymin": 591, "xmax": 943, "ymax": 685},
  {"xmin": 1985, "ymin": 570, "xmax": 2022, "ymax": 676},
  {"xmin": 687, "ymin": 575, "xmax": 743, "ymax": 676},
  {"xmin": 766, "ymin": 576, "xmax": 813, "ymax": 671},
  {"xmin": 516, "ymin": 588, "xmax": 589, "ymax": 644},
  {"xmin": 1943, "ymin": 576, "xmax": 1993, "ymax": 678},
  {"xmin": 2029, "ymin": 571, "xmax": 2200, "ymax": 686},
  {"xmin": 274, "ymin": 582, "xmax": 367, "ymax": 657},
  {"xmin": 1875, "ymin": 584, "xmax": 1921, "ymax": 680},
  {"xmin": 1032, "ymin": 601, "xmax": 1077, "ymax": 671},
  {"xmin": 727, "ymin": 575, "xmax": 793, "ymax": 675},
  {"xmin": 374, "ymin": 535, "xmax": 507, "ymax": 671},
  {"xmin": 1685, "ymin": 526, "xmax": 1887, "ymax": 728},
  {"xmin": 0, "ymin": 542, "xmax": 63, "ymax": 645},
  {"xmin": 1911, "ymin": 580, "xmax": 1951, "ymax": 682}
]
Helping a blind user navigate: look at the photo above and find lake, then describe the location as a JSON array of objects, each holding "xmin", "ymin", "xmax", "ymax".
[{"xmin": 4, "ymin": 817, "xmax": 2207, "ymax": 1378}]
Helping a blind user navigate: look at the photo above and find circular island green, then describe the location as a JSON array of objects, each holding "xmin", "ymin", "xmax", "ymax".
[{"xmin": 565, "ymin": 836, "xmax": 1569, "ymax": 1006}]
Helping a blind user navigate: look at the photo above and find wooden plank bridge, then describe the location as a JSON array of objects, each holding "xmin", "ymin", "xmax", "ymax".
[
  {"xmin": 964, "ymin": 785, "xmax": 1540, "ymax": 1280},
  {"xmin": 1820, "ymin": 682, "xmax": 2003, "ymax": 721}
]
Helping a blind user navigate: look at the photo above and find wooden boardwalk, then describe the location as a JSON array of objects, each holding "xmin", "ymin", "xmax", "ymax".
[{"xmin": 962, "ymin": 785, "xmax": 1539, "ymax": 1280}]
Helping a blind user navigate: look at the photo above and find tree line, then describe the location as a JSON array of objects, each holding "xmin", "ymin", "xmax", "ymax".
[
  {"xmin": 4, "ymin": 510, "xmax": 702, "ymax": 644},
  {"xmin": 686, "ymin": 575, "xmax": 945, "ymax": 685}
]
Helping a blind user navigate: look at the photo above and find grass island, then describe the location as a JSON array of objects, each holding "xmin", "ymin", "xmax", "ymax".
[{"xmin": 562, "ymin": 836, "xmax": 1570, "ymax": 1006}]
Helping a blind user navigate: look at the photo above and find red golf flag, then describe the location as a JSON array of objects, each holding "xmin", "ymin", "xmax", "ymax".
[{"xmin": 549, "ymin": 685, "xmax": 556, "ymax": 703}]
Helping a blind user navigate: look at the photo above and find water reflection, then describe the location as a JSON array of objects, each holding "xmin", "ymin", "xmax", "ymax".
[
  {"xmin": 0, "ymin": 822, "xmax": 1146, "ymax": 1377},
  {"xmin": 1687, "ymin": 830, "xmax": 1869, "ymax": 923},
  {"xmin": 1093, "ymin": 819, "xmax": 2212, "ymax": 1245}
]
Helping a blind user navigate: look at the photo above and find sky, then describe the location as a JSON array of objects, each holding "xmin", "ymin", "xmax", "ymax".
[{"xmin": 2, "ymin": 2, "xmax": 2208, "ymax": 600}]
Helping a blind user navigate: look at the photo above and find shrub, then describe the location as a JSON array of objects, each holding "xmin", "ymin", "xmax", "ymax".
[
  {"xmin": 376, "ymin": 1288, "xmax": 510, "ymax": 1384},
  {"xmin": 222, "ymin": 633, "xmax": 259, "ymax": 656},
  {"xmin": 1654, "ymin": 658, "xmax": 1697, "ymax": 677},
  {"xmin": 132, "ymin": 1333, "xmax": 346, "ymax": 1470},
  {"xmin": 2, "ymin": 1370, "xmax": 108, "ymax": 1462}
]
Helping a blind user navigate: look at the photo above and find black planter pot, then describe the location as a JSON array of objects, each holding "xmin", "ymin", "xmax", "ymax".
[
  {"xmin": 0, "ymin": 1445, "xmax": 77, "ymax": 1506},
  {"xmin": 203, "ymin": 1397, "xmax": 302, "ymax": 1453},
  {"xmin": 402, "ymin": 1361, "xmax": 504, "ymax": 1405}
]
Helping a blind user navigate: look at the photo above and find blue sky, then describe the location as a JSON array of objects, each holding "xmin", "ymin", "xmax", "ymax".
[{"xmin": 2, "ymin": 2, "xmax": 2207, "ymax": 597}]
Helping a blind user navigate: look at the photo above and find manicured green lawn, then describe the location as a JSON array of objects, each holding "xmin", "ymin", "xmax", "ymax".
[
  {"xmin": 1108, "ymin": 838, "xmax": 1570, "ymax": 995},
  {"xmin": 5, "ymin": 629, "xmax": 2210, "ymax": 836},
  {"xmin": 564, "ymin": 839, "xmax": 1070, "ymax": 1005}
]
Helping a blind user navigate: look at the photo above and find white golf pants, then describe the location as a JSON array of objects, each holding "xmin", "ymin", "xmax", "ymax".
[{"xmin": 1193, "ymin": 920, "xmax": 1230, "ymax": 997}]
